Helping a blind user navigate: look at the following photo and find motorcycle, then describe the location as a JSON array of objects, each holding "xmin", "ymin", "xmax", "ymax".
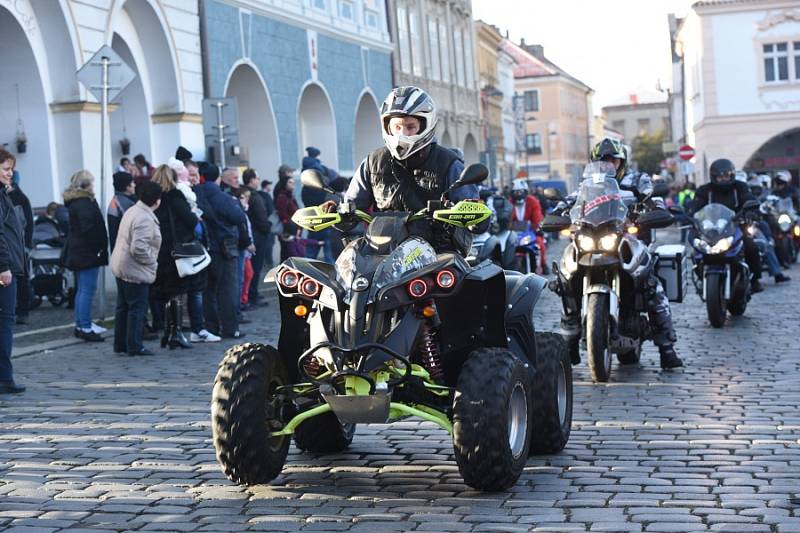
[
  {"xmin": 763, "ymin": 196, "xmax": 799, "ymax": 266},
  {"xmin": 689, "ymin": 201, "xmax": 757, "ymax": 328},
  {"xmin": 542, "ymin": 162, "xmax": 675, "ymax": 383},
  {"xmin": 211, "ymin": 164, "xmax": 572, "ymax": 492},
  {"xmin": 511, "ymin": 219, "xmax": 540, "ymax": 274},
  {"xmin": 470, "ymin": 195, "xmax": 517, "ymax": 269}
]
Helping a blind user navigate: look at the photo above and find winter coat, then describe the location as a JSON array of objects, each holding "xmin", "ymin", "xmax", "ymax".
[
  {"xmin": 246, "ymin": 185, "xmax": 270, "ymax": 235},
  {"xmin": 8, "ymin": 184, "xmax": 33, "ymax": 249},
  {"xmin": 153, "ymin": 188, "xmax": 200, "ymax": 297},
  {"xmin": 0, "ymin": 186, "xmax": 26, "ymax": 276},
  {"xmin": 197, "ymin": 181, "xmax": 247, "ymax": 254},
  {"xmin": 275, "ymin": 189, "xmax": 299, "ymax": 236},
  {"xmin": 107, "ymin": 192, "xmax": 136, "ymax": 253},
  {"xmin": 111, "ymin": 201, "xmax": 161, "ymax": 284},
  {"xmin": 62, "ymin": 189, "xmax": 109, "ymax": 270}
]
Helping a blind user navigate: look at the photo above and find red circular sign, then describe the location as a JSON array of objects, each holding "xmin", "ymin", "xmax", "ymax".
[{"xmin": 678, "ymin": 145, "xmax": 695, "ymax": 161}]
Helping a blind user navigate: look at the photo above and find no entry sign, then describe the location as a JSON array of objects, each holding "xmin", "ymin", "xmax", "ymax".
[{"xmin": 679, "ymin": 145, "xmax": 695, "ymax": 161}]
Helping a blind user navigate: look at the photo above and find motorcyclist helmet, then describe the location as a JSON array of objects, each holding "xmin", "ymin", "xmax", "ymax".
[
  {"xmin": 709, "ymin": 158, "xmax": 736, "ymax": 190},
  {"xmin": 774, "ymin": 170, "xmax": 792, "ymax": 187},
  {"xmin": 734, "ymin": 170, "xmax": 748, "ymax": 183},
  {"xmin": 511, "ymin": 178, "xmax": 529, "ymax": 205},
  {"xmin": 757, "ymin": 174, "xmax": 771, "ymax": 190},
  {"xmin": 590, "ymin": 138, "xmax": 628, "ymax": 180},
  {"xmin": 380, "ymin": 86, "xmax": 438, "ymax": 161},
  {"xmin": 747, "ymin": 176, "xmax": 763, "ymax": 197}
]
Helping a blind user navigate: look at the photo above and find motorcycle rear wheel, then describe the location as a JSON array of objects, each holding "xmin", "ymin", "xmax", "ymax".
[{"xmin": 586, "ymin": 293, "xmax": 612, "ymax": 383}]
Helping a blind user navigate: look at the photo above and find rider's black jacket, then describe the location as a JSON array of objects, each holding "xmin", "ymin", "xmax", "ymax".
[{"xmin": 692, "ymin": 181, "xmax": 754, "ymax": 214}]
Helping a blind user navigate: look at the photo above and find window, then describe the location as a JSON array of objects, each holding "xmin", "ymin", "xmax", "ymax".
[
  {"xmin": 454, "ymin": 29, "xmax": 465, "ymax": 86},
  {"xmin": 612, "ymin": 120, "xmax": 625, "ymax": 133},
  {"xmin": 409, "ymin": 9, "xmax": 422, "ymax": 76},
  {"xmin": 312, "ymin": 0, "xmax": 326, "ymax": 9},
  {"xmin": 795, "ymin": 42, "xmax": 800, "ymax": 80},
  {"xmin": 338, "ymin": 0, "xmax": 353, "ymax": 19},
  {"xmin": 396, "ymin": 6, "xmax": 411, "ymax": 73},
  {"xmin": 526, "ymin": 133, "xmax": 542, "ymax": 155},
  {"xmin": 427, "ymin": 19, "xmax": 440, "ymax": 81},
  {"xmin": 438, "ymin": 19, "xmax": 450, "ymax": 82},
  {"xmin": 523, "ymin": 90, "xmax": 539, "ymax": 112},
  {"xmin": 364, "ymin": 8, "xmax": 379, "ymax": 28},
  {"xmin": 637, "ymin": 118, "xmax": 650, "ymax": 134},
  {"xmin": 764, "ymin": 42, "xmax": 789, "ymax": 82}
]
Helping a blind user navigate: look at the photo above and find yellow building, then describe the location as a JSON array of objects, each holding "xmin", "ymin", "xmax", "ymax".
[
  {"xmin": 501, "ymin": 39, "xmax": 593, "ymax": 190},
  {"xmin": 476, "ymin": 21, "xmax": 505, "ymax": 185}
]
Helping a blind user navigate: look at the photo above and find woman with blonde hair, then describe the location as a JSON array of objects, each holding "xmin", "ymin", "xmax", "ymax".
[{"xmin": 62, "ymin": 169, "xmax": 109, "ymax": 342}]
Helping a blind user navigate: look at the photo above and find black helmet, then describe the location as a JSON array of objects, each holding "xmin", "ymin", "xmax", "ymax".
[
  {"xmin": 709, "ymin": 158, "xmax": 736, "ymax": 190},
  {"xmin": 590, "ymin": 138, "xmax": 628, "ymax": 180}
]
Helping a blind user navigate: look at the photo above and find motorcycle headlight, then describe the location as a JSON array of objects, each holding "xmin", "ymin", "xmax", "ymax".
[
  {"xmin": 692, "ymin": 237, "xmax": 710, "ymax": 253},
  {"xmin": 779, "ymin": 214, "xmax": 792, "ymax": 232},
  {"xmin": 709, "ymin": 236, "xmax": 734, "ymax": 254},
  {"xmin": 519, "ymin": 236, "xmax": 533, "ymax": 246},
  {"xmin": 598, "ymin": 234, "xmax": 618, "ymax": 252},
  {"xmin": 577, "ymin": 234, "xmax": 595, "ymax": 251}
]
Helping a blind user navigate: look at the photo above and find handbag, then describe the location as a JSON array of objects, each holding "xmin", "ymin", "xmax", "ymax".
[
  {"xmin": 267, "ymin": 211, "xmax": 283, "ymax": 235},
  {"xmin": 167, "ymin": 204, "xmax": 210, "ymax": 278}
]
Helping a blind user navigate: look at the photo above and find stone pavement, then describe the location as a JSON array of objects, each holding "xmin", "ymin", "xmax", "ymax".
[{"xmin": 2, "ymin": 253, "xmax": 800, "ymax": 532}]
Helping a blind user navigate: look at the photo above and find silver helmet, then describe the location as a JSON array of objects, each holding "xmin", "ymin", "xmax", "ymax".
[{"xmin": 380, "ymin": 86, "xmax": 438, "ymax": 161}]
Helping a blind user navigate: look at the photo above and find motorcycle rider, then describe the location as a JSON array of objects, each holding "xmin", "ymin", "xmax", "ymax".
[
  {"xmin": 747, "ymin": 176, "xmax": 791, "ymax": 283},
  {"xmin": 554, "ymin": 138, "xmax": 682, "ymax": 370},
  {"xmin": 338, "ymin": 86, "xmax": 483, "ymax": 252},
  {"xmin": 773, "ymin": 170, "xmax": 800, "ymax": 211},
  {"xmin": 510, "ymin": 179, "xmax": 548, "ymax": 274},
  {"xmin": 692, "ymin": 159, "xmax": 763, "ymax": 292}
]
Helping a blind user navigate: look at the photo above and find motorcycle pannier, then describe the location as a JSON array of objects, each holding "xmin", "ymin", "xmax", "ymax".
[{"xmin": 655, "ymin": 244, "xmax": 688, "ymax": 303}]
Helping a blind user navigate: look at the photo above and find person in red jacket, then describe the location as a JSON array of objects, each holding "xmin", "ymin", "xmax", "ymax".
[{"xmin": 510, "ymin": 179, "xmax": 548, "ymax": 274}]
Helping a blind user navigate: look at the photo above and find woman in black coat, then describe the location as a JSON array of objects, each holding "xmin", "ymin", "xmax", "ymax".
[
  {"xmin": 63, "ymin": 170, "xmax": 109, "ymax": 342},
  {"xmin": 151, "ymin": 165, "xmax": 199, "ymax": 349}
]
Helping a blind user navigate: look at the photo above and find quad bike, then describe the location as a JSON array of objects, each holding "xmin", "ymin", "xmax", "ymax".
[{"xmin": 211, "ymin": 164, "xmax": 573, "ymax": 492}]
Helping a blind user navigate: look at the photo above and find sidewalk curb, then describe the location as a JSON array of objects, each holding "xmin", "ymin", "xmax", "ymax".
[{"xmin": 12, "ymin": 337, "xmax": 86, "ymax": 359}]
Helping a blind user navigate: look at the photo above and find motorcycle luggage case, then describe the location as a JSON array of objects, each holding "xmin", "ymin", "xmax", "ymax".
[{"xmin": 655, "ymin": 244, "xmax": 688, "ymax": 303}]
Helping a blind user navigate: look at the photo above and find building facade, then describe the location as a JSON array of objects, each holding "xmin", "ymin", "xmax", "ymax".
[
  {"xmin": 387, "ymin": 0, "xmax": 482, "ymax": 164},
  {"xmin": 602, "ymin": 100, "xmax": 671, "ymax": 145},
  {"xmin": 673, "ymin": 0, "xmax": 800, "ymax": 182},
  {"xmin": 0, "ymin": 0, "xmax": 204, "ymax": 208},
  {"xmin": 497, "ymin": 45, "xmax": 517, "ymax": 187},
  {"xmin": 501, "ymin": 40, "xmax": 593, "ymax": 190},
  {"xmin": 475, "ymin": 21, "xmax": 504, "ymax": 185},
  {"xmin": 202, "ymin": 0, "xmax": 393, "ymax": 175}
]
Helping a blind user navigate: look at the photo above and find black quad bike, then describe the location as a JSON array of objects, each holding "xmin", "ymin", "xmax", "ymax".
[{"xmin": 211, "ymin": 164, "xmax": 572, "ymax": 492}]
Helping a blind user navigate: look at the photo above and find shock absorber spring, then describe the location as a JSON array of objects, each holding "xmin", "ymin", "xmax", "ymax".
[{"xmin": 419, "ymin": 324, "xmax": 443, "ymax": 382}]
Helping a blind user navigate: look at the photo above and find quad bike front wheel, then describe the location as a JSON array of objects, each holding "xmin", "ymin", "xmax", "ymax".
[
  {"xmin": 453, "ymin": 347, "xmax": 532, "ymax": 492},
  {"xmin": 294, "ymin": 413, "xmax": 355, "ymax": 453},
  {"xmin": 211, "ymin": 343, "xmax": 290, "ymax": 485},
  {"xmin": 530, "ymin": 332, "xmax": 572, "ymax": 454}
]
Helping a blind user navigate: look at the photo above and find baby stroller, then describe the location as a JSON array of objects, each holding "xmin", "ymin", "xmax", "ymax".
[{"xmin": 29, "ymin": 216, "xmax": 71, "ymax": 308}]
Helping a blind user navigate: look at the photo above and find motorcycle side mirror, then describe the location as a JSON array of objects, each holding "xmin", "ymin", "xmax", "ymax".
[
  {"xmin": 446, "ymin": 164, "xmax": 489, "ymax": 196},
  {"xmin": 300, "ymin": 169, "xmax": 335, "ymax": 195},
  {"xmin": 638, "ymin": 209, "xmax": 674, "ymax": 230},
  {"xmin": 542, "ymin": 187, "xmax": 563, "ymax": 201},
  {"xmin": 540, "ymin": 214, "xmax": 571, "ymax": 233}
]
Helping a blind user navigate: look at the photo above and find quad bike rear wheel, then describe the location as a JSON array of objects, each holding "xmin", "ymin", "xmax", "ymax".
[
  {"xmin": 211, "ymin": 343, "xmax": 290, "ymax": 485},
  {"xmin": 530, "ymin": 332, "xmax": 572, "ymax": 454},
  {"xmin": 294, "ymin": 413, "xmax": 355, "ymax": 453},
  {"xmin": 453, "ymin": 347, "xmax": 532, "ymax": 491}
]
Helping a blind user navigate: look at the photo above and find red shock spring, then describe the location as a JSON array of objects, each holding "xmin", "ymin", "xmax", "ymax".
[{"xmin": 420, "ymin": 324, "xmax": 443, "ymax": 381}]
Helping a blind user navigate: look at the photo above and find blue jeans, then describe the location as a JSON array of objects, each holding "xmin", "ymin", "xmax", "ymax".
[
  {"xmin": 74, "ymin": 267, "xmax": 99, "ymax": 330},
  {"xmin": 114, "ymin": 279, "xmax": 149, "ymax": 353},
  {"xmin": 188, "ymin": 290, "xmax": 205, "ymax": 333},
  {"xmin": 305, "ymin": 229, "xmax": 334, "ymax": 263},
  {"xmin": 204, "ymin": 252, "xmax": 239, "ymax": 336},
  {"xmin": 0, "ymin": 277, "xmax": 17, "ymax": 382},
  {"xmin": 249, "ymin": 232, "xmax": 269, "ymax": 303}
]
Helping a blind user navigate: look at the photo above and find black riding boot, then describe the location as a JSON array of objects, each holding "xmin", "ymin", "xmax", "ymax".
[
  {"xmin": 659, "ymin": 345, "xmax": 683, "ymax": 369},
  {"xmin": 161, "ymin": 299, "xmax": 191, "ymax": 350}
]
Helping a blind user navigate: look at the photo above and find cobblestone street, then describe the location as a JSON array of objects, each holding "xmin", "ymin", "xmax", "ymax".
[{"xmin": 2, "ymin": 254, "xmax": 800, "ymax": 532}]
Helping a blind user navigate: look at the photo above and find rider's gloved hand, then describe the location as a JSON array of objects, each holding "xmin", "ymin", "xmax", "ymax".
[{"xmin": 319, "ymin": 200, "xmax": 338, "ymax": 213}]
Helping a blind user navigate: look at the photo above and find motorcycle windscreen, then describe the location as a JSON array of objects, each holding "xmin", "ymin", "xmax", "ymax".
[
  {"xmin": 694, "ymin": 203, "xmax": 736, "ymax": 241},
  {"xmin": 776, "ymin": 197, "xmax": 796, "ymax": 216},
  {"xmin": 369, "ymin": 237, "xmax": 438, "ymax": 300},
  {"xmin": 569, "ymin": 173, "xmax": 627, "ymax": 228}
]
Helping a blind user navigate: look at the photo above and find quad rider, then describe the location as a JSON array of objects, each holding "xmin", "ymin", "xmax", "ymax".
[{"xmin": 554, "ymin": 138, "xmax": 682, "ymax": 370}]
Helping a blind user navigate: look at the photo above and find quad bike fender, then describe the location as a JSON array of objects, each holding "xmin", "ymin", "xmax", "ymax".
[{"xmin": 503, "ymin": 271, "xmax": 547, "ymax": 375}]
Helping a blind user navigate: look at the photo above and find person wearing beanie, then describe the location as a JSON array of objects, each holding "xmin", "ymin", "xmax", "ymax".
[
  {"xmin": 175, "ymin": 146, "xmax": 193, "ymax": 163},
  {"xmin": 107, "ymin": 171, "xmax": 136, "ymax": 253}
]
